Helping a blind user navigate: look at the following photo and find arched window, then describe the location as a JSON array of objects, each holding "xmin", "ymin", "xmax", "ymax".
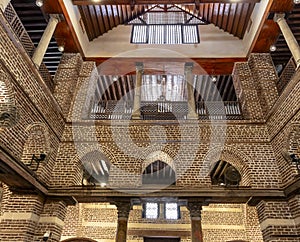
[
  {"xmin": 82, "ymin": 157, "xmax": 110, "ymax": 186},
  {"xmin": 142, "ymin": 160, "xmax": 176, "ymax": 185},
  {"xmin": 210, "ymin": 160, "xmax": 241, "ymax": 187}
]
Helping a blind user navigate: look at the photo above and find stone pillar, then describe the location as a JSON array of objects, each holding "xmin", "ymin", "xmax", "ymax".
[
  {"xmin": 256, "ymin": 200, "xmax": 298, "ymax": 241},
  {"xmin": 232, "ymin": 62, "xmax": 264, "ymax": 121},
  {"xmin": 248, "ymin": 53, "xmax": 279, "ymax": 114},
  {"xmin": 0, "ymin": 191, "xmax": 44, "ymax": 242},
  {"xmin": 274, "ymin": 13, "xmax": 300, "ymax": 69},
  {"xmin": 35, "ymin": 199, "xmax": 68, "ymax": 242},
  {"xmin": 32, "ymin": 14, "xmax": 61, "ymax": 68},
  {"xmin": 115, "ymin": 201, "xmax": 131, "ymax": 242},
  {"xmin": 185, "ymin": 62, "xmax": 198, "ymax": 119},
  {"xmin": 187, "ymin": 201, "xmax": 204, "ymax": 242},
  {"xmin": 53, "ymin": 53, "xmax": 83, "ymax": 120},
  {"xmin": 132, "ymin": 62, "xmax": 143, "ymax": 119}
]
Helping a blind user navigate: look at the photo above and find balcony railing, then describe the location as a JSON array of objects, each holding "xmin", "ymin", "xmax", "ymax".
[
  {"xmin": 196, "ymin": 101, "xmax": 242, "ymax": 120},
  {"xmin": 89, "ymin": 100, "xmax": 243, "ymax": 120},
  {"xmin": 3, "ymin": 3, "xmax": 54, "ymax": 92}
]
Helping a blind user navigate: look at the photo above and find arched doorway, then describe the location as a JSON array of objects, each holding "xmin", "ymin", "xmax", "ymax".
[{"xmin": 61, "ymin": 238, "xmax": 98, "ymax": 242}]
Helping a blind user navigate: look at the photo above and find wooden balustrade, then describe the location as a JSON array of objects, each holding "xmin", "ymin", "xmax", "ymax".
[
  {"xmin": 3, "ymin": 3, "xmax": 54, "ymax": 92},
  {"xmin": 89, "ymin": 100, "xmax": 243, "ymax": 120}
]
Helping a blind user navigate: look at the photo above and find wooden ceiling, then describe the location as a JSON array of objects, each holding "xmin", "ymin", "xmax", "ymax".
[
  {"xmin": 6, "ymin": 0, "xmax": 298, "ymax": 87},
  {"xmin": 76, "ymin": 1, "xmax": 258, "ymax": 41}
]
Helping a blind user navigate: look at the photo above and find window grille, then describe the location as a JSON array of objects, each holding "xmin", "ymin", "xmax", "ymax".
[
  {"xmin": 131, "ymin": 24, "xmax": 199, "ymax": 44},
  {"xmin": 145, "ymin": 202, "xmax": 159, "ymax": 219},
  {"xmin": 165, "ymin": 203, "xmax": 179, "ymax": 219}
]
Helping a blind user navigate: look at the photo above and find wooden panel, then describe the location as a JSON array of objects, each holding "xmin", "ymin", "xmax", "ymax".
[
  {"xmin": 85, "ymin": 57, "xmax": 246, "ymax": 75},
  {"xmin": 73, "ymin": 0, "xmax": 261, "ymax": 5}
]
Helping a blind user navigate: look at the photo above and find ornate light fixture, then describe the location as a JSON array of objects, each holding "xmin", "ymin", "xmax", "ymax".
[
  {"xmin": 27, "ymin": 153, "xmax": 46, "ymax": 171},
  {"xmin": 35, "ymin": 0, "xmax": 43, "ymax": 7}
]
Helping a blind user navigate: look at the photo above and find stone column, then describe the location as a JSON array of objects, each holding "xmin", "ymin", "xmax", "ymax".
[
  {"xmin": 115, "ymin": 201, "xmax": 131, "ymax": 242},
  {"xmin": 256, "ymin": 200, "xmax": 298, "ymax": 241},
  {"xmin": 187, "ymin": 201, "xmax": 204, "ymax": 242},
  {"xmin": 185, "ymin": 63, "xmax": 198, "ymax": 119},
  {"xmin": 0, "ymin": 189, "xmax": 44, "ymax": 242},
  {"xmin": 132, "ymin": 62, "xmax": 143, "ymax": 119},
  {"xmin": 248, "ymin": 53, "xmax": 279, "ymax": 114},
  {"xmin": 35, "ymin": 199, "xmax": 68, "ymax": 242},
  {"xmin": 32, "ymin": 14, "xmax": 61, "ymax": 68},
  {"xmin": 274, "ymin": 13, "xmax": 300, "ymax": 69},
  {"xmin": 232, "ymin": 62, "xmax": 264, "ymax": 121}
]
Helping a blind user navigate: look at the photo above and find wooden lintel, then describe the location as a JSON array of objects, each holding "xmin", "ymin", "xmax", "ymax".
[
  {"xmin": 85, "ymin": 57, "xmax": 247, "ymax": 75},
  {"xmin": 47, "ymin": 186, "xmax": 285, "ymax": 204},
  {"xmin": 73, "ymin": 0, "xmax": 261, "ymax": 5},
  {"xmin": 0, "ymin": 147, "xmax": 48, "ymax": 194}
]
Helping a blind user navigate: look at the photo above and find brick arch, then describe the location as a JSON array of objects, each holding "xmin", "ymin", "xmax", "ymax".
[
  {"xmin": 0, "ymin": 67, "xmax": 17, "ymax": 128},
  {"xmin": 203, "ymin": 145, "xmax": 252, "ymax": 186},
  {"xmin": 22, "ymin": 123, "xmax": 51, "ymax": 183},
  {"xmin": 77, "ymin": 148, "xmax": 113, "ymax": 186},
  {"xmin": 61, "ymin": 238, "xmax": 98, "ymax": 242},
  {"xmin": 142, "ymin": 150, "xmax": 176, "ymax": 172},
  {"xmin": 283, "ymin": 123, "xmax": 300, "ymax": 175},
  {"xmin": 284, "ymin": 123, "xmax": 300, "ymax": 155}
]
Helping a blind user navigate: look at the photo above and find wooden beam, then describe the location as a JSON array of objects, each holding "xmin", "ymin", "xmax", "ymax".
[
  {"xmin": 85, "ymin": 57, "xmax": 247, "ymax": 75},
  {"xmin": 48, "ymin": 186, "xmax": 285, "ymax": 204},
  {"xmin": 73, "ymin": 0, "xmax": 261, "ymax": 5},
  {"xmin": 252, "ymin": 0, "xmax": 294, "ymax": 53}
]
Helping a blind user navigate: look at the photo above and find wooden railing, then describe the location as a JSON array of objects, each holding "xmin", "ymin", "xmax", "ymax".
[
  {"xmin": 276, "ymin": 58, "xmax": 296, "ymax": 94},
  {"xmin": 3, "ymin": 3, "xmax": 54, "ymax": 92},
  {"xmin": 89, "ymin": 100, "xmax": 243, "ymax": 120},
  {"xmin": 196, "ymin": 101, "xmax": 242, "ymax": 120}
]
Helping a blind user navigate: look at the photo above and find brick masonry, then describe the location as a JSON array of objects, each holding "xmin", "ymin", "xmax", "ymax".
[{"xmin": 0, "ymin": 6, "xmax": 300, "ymax": 241}]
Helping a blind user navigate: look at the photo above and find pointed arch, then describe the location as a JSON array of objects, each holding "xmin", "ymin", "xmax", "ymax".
[
  {"xmin": 0, "ymin": 66, "xmax": 17, "ymax": 128},
  {"xmin": 80, "ymin": 150, "xmax": 111, "ymax": 186},
  {"xmin": 202, "ymin": 146, "xmax": 252, "ymax": 187},
  {"xmin": 61, "ymin": 238, "xmax": 98, "ymax": 242},
  {"xmin": 142, "ymin": 151, "xmax": 176, "ymax": 185},
  {"xmin": 22, "ymin": 123, "xmax": 51, "ymax": 170}
]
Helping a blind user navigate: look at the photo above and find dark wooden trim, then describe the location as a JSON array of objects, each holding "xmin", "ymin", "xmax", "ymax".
[
  {"xmin": 128, "ymin": 229, "xmax": 190, "ymax": 237},
  {"xmin": 73, "ymin": 0, "xmax": 261, "ymax": 5},
  {"xmin": 84, "ymin": 57, "xmax": 247, "ymax": 75}
]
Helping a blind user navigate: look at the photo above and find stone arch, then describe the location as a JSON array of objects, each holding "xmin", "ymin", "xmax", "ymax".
[
  {"xmin": 202, "ymin": 145, "xmax": 252, "ymax": 187},
  {"xmin": 142, "ymin": 150, "xmax": 176, "ymax": 172},
  {"xmin": 61, "ymin": 238, "xmax": 98, "ymax": 242},
  {"xmin": 79, "ymin": 150, "xmax": 111, "ymax": 186},
  {"xmin": 21, "ymin": 123, "xmax": 51, "ymax": 177},
  {"xmin": 0, "ymin": 67, "xmax": 17, "ymax": 128},
  {"xmin": 141, "ymin": 151, "xmax": 176, "ymax": 185},
  {"xmin": 282, "ymin": 123, "xmax": 300, "ymax": 174},
  {"xmin": 284, "ymin": 123, "xmax": 300, "ymax": 155}
]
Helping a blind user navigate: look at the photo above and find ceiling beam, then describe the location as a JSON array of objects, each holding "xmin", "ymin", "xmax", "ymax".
[{"xmin": 72, "ymin": 0, "xmax": 260, "ymax": 5}]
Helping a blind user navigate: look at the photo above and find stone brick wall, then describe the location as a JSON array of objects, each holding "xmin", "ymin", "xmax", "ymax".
[
  {"xmin": 0, "ymin": 12, "xmax": 65, "ymax": 186},
  {"xmin": 61, "ymin": 203, "xmax": 262, "ymax": 242},
  {"xmin": 248, "ymin": 54, "xmax": 279, "ymax": 115}
]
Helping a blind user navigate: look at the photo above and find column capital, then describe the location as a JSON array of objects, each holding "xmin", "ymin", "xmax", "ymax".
[
  {"xmin": 114, "ymin": 201, "xmax": 132, "ymax": 220},
  {"xmin": 49, "ymin": 14, "xmax": 64, "ymax": 23},
  {"xmin": 184, "ymin": 62, "xmax": 194, "ymax": 72},
  {"xmin": 135, "ymin": 62, "xmax": 144, "ymax": 72},
  {"xmin": 273, "ymin": 13, "xmax": 285, "ymax": 23},
  {"xmin": 187, "ymin": 201, "xmax": 203, "ymax": 219}
]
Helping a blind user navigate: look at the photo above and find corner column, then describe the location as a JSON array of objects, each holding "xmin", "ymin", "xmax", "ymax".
[
  {"xmin": 185, "ymin": 63, "xmax": 198, "ymax": 119},
  {"xmin": 115, "ymin": 201, "xmax": 132, "ymax": 242},
  {"xmin": 132, "ymin": 62, "xmax": 143, "ymax": 119},
  {"xmin": 274, "ymin": 13, "xmax": 300, "ymax": 69},
  {"xmin": 32, "ymin": 14, "xmax": 61, "ymax": 68},
  {"xmin": 187, "ymin": 201, "xmax": 204, "ymax": 242}
]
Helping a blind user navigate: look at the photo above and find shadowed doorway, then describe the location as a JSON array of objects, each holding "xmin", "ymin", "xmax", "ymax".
[{"xmin": 144, "ymin": 237, "xmax": 180, "ymax": 242}]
